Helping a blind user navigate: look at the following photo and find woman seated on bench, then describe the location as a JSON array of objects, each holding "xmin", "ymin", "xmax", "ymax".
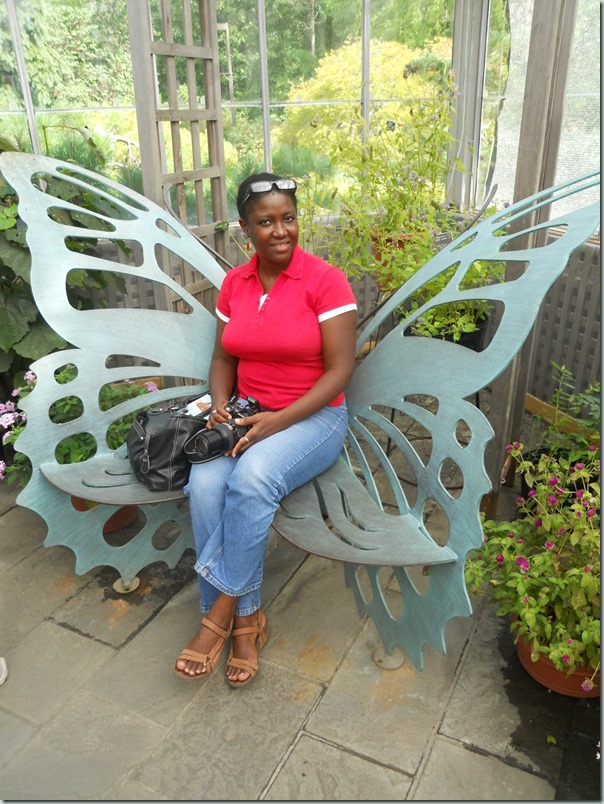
[{"xmin": 174, "ymin": 173, "xmax": 357, "ymax": 687}]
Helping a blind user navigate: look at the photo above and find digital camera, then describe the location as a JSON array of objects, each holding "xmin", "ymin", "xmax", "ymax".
[{"xmin": 184, "ymin": 395, "xmax": 262, "ymax": 463}]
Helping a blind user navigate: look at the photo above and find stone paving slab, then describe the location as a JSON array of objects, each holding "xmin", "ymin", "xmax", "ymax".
[
  {"xmin": 1, "ymin": 619, "xmax": 114, "ymax": 725},
  {"xmin": 50, "ymin": 553, "xmax": 197, "ymax": 648},
  {"xmin": 0, "ymin": 689, "xmax": 166, "ymax": 801},
  {"xmin": 0, "ymin": 708, "xmax": 34, "ymax": 771},
  {"xmin": 264, "ymin": 733, "xmax": 413, "ymax": 800},
  {"xmin": 440, "ymin": 603, "xmax": 572, "ymax": 778},
  {"xmin": 85, "ymin": 582, "xmax": 213, "ymax": 726},
  {"xmin": 135, "ymin": 660, "xmax": 322, "ymax": 800},
  {"xmin": 0, "ymin": 504, "xmax": 46, "ymax": 569},
  {"xmin": 263, "ymin": 554, "xmax": 364, "ymax": 684},
  {"xmin": 0, "ymin": 543, "xmax": 93, "ymax": 651},
  {"xmin": 305, "ymin": 605, "xmax": 472, "ymax": 776},
  {"xmin": 411, "ymin": 735, "xmax": 556, "ymax": 800}
]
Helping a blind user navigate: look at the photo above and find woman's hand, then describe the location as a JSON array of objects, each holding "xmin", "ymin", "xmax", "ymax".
[
  {"xmin": 206, "ymin": 400, "xmax": 231, "ymax": 430},
  {"xmin": 229, "ymin": 411, "xmax": 282, "ymax": 457}
]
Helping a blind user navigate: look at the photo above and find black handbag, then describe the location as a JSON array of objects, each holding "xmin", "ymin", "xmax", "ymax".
[{"xmin": 126, "ymin": 398, "xmax": 209, "ymax": 491}]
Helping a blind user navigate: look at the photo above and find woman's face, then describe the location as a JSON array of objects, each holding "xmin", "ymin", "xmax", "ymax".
[{"xmin": 241, "ymin": 190, "xmax": 299, "ymax": 270}]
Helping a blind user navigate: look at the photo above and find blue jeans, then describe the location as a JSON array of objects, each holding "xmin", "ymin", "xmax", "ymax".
[{"xmin": 184, "ymin": 402, "xmax": 348, "ymax": 616}]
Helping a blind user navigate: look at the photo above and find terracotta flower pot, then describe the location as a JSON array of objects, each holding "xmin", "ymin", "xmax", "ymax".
[
  {"xmin": 515, "ymin": 635, "xmax": 600, "ymax": 698},
  {"xmin": 71, "ymin": 496, "xmax": 139, "ymax": 534}
]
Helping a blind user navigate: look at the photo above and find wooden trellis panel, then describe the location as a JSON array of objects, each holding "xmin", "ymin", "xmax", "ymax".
[{"xmin": 127, "ymin": 0, "xmax": 228, "ymax": 313}]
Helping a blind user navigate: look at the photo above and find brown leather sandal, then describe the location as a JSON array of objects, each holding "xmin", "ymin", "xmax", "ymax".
[
  {"xmin": 226, "ymin": 611, "xmax": 270, "ymax": 688},
  {"xmin": 173, "ymin": 616, "xmax": 233, "ymax": 680}
]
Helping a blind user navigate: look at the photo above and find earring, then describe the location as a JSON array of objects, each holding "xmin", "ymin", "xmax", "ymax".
[{"xmin": 245, "ymin": 238, "xmax": 251, "ymax": 251}]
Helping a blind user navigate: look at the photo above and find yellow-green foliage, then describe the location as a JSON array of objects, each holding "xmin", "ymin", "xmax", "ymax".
[{"xmin": 278, "ymin": 37, "xmax": 452, "ymax": 154}]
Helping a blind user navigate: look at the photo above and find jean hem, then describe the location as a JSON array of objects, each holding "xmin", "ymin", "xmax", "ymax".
[{"xmin": 196, "ymin": 563, "xmax": 262, "ymax": 599}]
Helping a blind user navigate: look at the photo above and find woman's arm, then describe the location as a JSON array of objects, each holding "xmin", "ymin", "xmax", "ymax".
[{"xmin": 207, "ymin": 319, "xmax": 238, "ymax": 423}]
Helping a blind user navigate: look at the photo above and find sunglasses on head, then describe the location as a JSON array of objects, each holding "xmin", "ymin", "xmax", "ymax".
[{"xmin": 240, "ymin": 178, "xmax": 297, "ymax": 210}]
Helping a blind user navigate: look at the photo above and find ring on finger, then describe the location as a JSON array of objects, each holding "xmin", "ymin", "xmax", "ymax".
[{"xmin": 242, "ymin": 435, "xmax": 250, "ymax": 444}]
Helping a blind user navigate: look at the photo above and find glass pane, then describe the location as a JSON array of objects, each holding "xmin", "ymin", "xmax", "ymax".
[
  {"xmin": 554, "ymin": 0, "xmax": 600, "ymax": 214},
  {"xmin": 481, "ymin": 0, "xmax": 532, "ymax": 209}
]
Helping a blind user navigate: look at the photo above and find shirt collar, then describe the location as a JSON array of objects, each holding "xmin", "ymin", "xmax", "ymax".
[{"xmin": 238, "ymin": 245, "xmax": 304, "ymax": 280}]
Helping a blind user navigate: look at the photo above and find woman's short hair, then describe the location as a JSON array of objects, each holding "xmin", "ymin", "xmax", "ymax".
[{"xmin": 236, "ymin": 172, "xmax": 297, "ymax": 220}]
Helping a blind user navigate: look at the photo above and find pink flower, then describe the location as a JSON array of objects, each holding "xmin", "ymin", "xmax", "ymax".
[
  {"xmin": 548, "ymin": 477, "xmax": 559, "ymax": 486},
  {"xmin": 547, "ymin": 496, "xmax": 557, "ymax": 506},
  {"xmin": 587, "ymin": 509, "xmax": 596, "ymax": 517},
  {"xmin": 568, "ymin": 639, "xmax": 574, "ymax": 644},
  {"xmin": 588, "ymin": 444, "xmax": 597, "ymax": 452},
  {"xmin": 576, "ymin": 489, "xmax": 585, "ymax": 498},
  {"xmin": 585, "ymin": 566, "xmax": 591, "ymax": 572},
  {"xmin": 516, "ymin": 556, "xmax": 529, "ymax": 571},
  {"xmin": 582, "ymin": 679, "xmax": 594, "ymax": 693},
  {"xmin": 496, "ymin": 554, "xmax": 504, "ymax": 564},
  {"xmin": 558, "ymin": 527, "xmax": 566, "ymax": 534},
  {"xmin": 516, "ymin": 497, "xmax": 525, "ymax": 505},
  {"xmin": 574, "ymin": 463, "xmax": 584, "ymax": 471},
  {"xmin": 528, "ymin": 490, "xmax": 537, "ymax": 498},
  {"xmin": 523, "ymin": 596, "xmax": 529, "ymax": 603},
  {"xmin": 534, "ymin": 518, "xmax": 542, "ymax": 527},
  {"xmin": 562, "ymin": 655, "xmax": 570, "ymax": 663},
  {"xmin": 505, "ymin": 444, "xmax": 513, "ymax": 452},
  {"xmin": 545, "ymin": 542, "xmax": 554, "ymax": 549},
  {"xmin": 517, "ymin": 538, "xmax": 524, "ymax": 544}
]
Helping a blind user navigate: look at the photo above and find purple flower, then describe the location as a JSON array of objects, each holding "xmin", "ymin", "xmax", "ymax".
[
  {"xmin": 144, "ymin": 381, "xmax": 159, "ymax": 393},
  {"xmin": 505, "ymin": 444, "xmax": 513, "ymax": 452},
  {"xmin": 523, "ymin": 596, "xmax": 529, "ymax": 603},
  {"xmin": 547, "ymin": 496, "xmax": 557, "ymax": 506},
  {"xmin": 528, "ymin": 490, "xmax": 537, "ymax": 498},
  {"xmin": 582, "ymin": 679, "xmax": 594, "ymax": 693},
  {"xmin": 24, "ymin": 370, "xmax": 36, "ymax": 384},
  {"xmin": 548, "ymin": 477, "xmax": 559, "ymax": 486},
  {"xmin": 0, "ymin": 460, "xmax": 5, "ymax": 480},
  {"xmin": 10, "ymin": 387, "xmax": 21, "ymax": 398},
  {"xmin": 516, "ymin": 496, "xmax": 525, "ymax": 505},
  {"xmin": 558, "ymin": 527, "xmax": 566, "ymax": 534},
  {"xmin": 517, "ymin": 538, "xmax": 524, "ymax": 544},
  {"xmin": 516, "ymin": 556, "xmax": 529, "ymax": 571},
  {"xmin": 562, "ymin": 655, "xmax": 570, "ymax": 663},
  {"xmin": 588, "ymin": 444, "xmax": 597, "ymax": 452},
  {"xmin": 496, "ymin": 554, "xmax": 504, "ymax": 564},
  {"xmin": 574, "ymin": 463, "xmax": 584, "ymax": 471},
  {"xmin": 534, "ymin": 518, "xmax": 542, "ymax": 527},
  {"xmin": 576, "ymin": 489, "xmax": 585, "ymax": 498},
  {"xmin": 587, "ymin": 509, "xmax": 596, "ymax": 517},
  {"xmin": 545, "ymin": 541, "xmax": 554, "ymax": 549},
  {"xmin": 568, "ymin": 639, "xmax": 574, "ymax": 644},
  {"xmin": 585, "ymin": 566, "xmax": 591, "ymax": 572},
  {"xmin": 508, "ymin": 533, "xmax": 515, "ymax": 539}
]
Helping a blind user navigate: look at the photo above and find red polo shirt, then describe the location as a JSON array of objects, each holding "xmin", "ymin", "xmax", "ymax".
[{"xmin": 216, "ymin": 246, "xmax": 357, "ymax": 410}]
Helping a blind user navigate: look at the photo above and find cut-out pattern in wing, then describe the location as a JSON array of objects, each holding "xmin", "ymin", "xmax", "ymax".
[
  {"xmin": 275, "ymin": 172, "xmax": 600, "ymax": 670},
  {"xmin": 0, "ymin": 153, "xmax": 226, "ymax": 579}
]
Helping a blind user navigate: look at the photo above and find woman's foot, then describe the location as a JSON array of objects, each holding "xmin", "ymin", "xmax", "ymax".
[
  {"xmin": 226, "ymin": 610, "xmax": 270, "ymax": 687},
  {"xmin": 174, "ymin": 595, "xmax": 237, "ymax": 679}
]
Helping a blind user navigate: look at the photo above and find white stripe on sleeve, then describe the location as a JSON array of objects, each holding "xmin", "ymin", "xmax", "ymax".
[{"xmin": 317, "ymin": 303, "xmax": 358, "ymax": 323}]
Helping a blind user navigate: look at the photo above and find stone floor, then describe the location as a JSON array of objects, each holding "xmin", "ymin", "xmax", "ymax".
[{"xmin": 0, "ymin": 470, "xmax": 600, "ymax": 801}]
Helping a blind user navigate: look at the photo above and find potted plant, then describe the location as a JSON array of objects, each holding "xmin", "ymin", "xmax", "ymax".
[
  {"xmin": 465, "ymin": 374, "xmax": 600, "ymax": 697},
  {"xmin": 1, "ymin": 365, "xmax": 158, "ymax": 531}
]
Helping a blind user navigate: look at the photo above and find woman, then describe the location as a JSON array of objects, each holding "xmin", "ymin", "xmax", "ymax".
[{"xmin": 175, "ymin": 173, "xmax": 357, "ymax": 687}]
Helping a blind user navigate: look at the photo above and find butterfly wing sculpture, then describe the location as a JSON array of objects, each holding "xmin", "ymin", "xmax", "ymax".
[
  {"xmin": 1, "ymin": 152, "xmax": 599, "ymax": 670},
  {"xmin": 273, "ymin": 171, "xmax": 600, "ymax": 669},
  {"xmin": 0, "ymin": 152, "xmax": 226, "ymax": 580}
]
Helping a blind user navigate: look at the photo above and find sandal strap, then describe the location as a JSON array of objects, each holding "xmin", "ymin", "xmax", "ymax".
[
  {"xmin": 231, "ymin": 612, "xmax": 266, "ymax": 638},
  {"xmin": 227, "ymin": 656, "xmax": 258, "ymax": 674},
  {"xmin": 201, "ymin": 616, "xmax": 232, "ymax": 640}
]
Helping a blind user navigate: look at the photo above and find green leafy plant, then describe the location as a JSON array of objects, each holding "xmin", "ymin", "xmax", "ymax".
[{"xmin": 0, "ymin": 366, "xmax": 157, "ymax": 489}]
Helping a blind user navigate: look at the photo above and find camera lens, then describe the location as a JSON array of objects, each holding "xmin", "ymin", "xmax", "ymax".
[{"xmin": 193, "ymin": 425, "xmax": 235, "ymax": 459}]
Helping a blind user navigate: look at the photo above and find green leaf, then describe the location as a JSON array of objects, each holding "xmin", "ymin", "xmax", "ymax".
[
  {"xmin": 0, "ymin": 294, "xmax": 38, "ymax": 351},
  {"xmin": 547, "ymin": 735, "xmax": 557, "ymax": 745},
  {"xmin": 12, "ymin": 320, "xmax": 68, "ymax": 360},
  {"xmin": 525, "ymin": 610, "xmax": 537, "ymax": 628},
  {"xmin": 0, "ymin": 238, "xmax": 31, "ymax": 281}
]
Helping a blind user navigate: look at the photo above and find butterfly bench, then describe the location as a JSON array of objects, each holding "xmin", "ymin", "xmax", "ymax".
[{"xmin": 1, "ymin": 152, "xmax": 598, "ymax": 671}]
